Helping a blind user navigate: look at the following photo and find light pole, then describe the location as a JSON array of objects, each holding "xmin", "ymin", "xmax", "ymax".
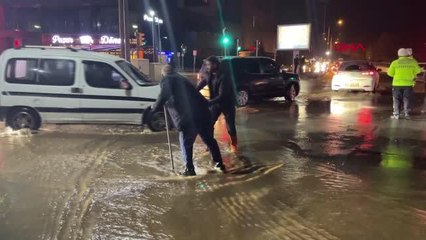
[
  {"xmin": 221, "ymin": 27, "xmax": 230, "ymax": 57},
  {"xmin": 144, "ymin": 11, "xmax": 164, "ymax": 63},
  {"xmin": 326, "ymin": 18, "xmax": 344, "ymax": 56},
  {"xmin": 150, "ymin": 11, "xmax": 156, "ymax": 62},
  {"xmin": 157, "ymin": 18, "xmax": 164, "ymax": 55},
  {"xmin": 118, "ymin": 0, "xmax": 130, "ymax": 61}
]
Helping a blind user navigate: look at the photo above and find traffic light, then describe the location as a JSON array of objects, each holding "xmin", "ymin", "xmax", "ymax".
[
  {"xmin": 237, "ymin": 46, "xmax": 242, "ymax": 51},
  {"xmin": 137, "ymin": 33, "xmax": 145, "ymax": 46},
  {"xmin": 221, "ymin": 35, "xmax": 230, "ymax": 46}
]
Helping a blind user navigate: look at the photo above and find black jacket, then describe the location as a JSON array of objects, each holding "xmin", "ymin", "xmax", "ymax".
[
  {"xmin": 152, "ymin": 73, "xmax": 211, "ymax": 131},
  {"xmin": 196, "ymin": 72, "xmax": 235, "ymax": 108}
]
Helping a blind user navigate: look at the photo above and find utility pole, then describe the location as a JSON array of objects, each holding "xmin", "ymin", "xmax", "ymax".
[
  {"xmin": 255, "ymin": 40, "xmax": 259, "ymax": 57},
  {"xmin": 157, "ymin": 23, "xmax": 162, "ymax": 56},
  {"xmin": 222, "ymin": 27, "xmax": 228, "ymax": 57},
  {"xmin": 151, "ymin": 17, "xmax": 156, "ymax": 62},
  {"xmin": 236, "ymin": 38, "xmax": 240, "ymax": 56},
  {"xmin": 118, "ymin": 0, "xmax": 130, "ymax": 61}
]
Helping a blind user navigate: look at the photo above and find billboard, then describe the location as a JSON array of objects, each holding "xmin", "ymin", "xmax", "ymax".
[{"xmin": 277, "ymin": 24, "xmax": 311, "ymax": 50}]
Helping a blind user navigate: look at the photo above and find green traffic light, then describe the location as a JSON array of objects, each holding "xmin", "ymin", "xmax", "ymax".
[
  {"xmin": 222, "ymin": 37, "xmax": 230, "ymax": 45},
  {"xmin": 237, "ymin": 46, "xmax": 242, "ymax": 51}
]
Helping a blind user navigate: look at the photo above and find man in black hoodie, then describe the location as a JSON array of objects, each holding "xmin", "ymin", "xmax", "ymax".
[
  {"xmin": 152, "ymin": 65, "xmax": 226, "ymax": 176},
  {"xmin": 196, "ymin": 56, "xmax": 238, "ymax": 152}
]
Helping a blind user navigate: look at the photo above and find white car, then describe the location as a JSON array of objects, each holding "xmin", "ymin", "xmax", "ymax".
[
  {"xmin": 0, "ymin": 46, "xmax": 164, "ymax": 131},
  {"xmin": 331, "ymin": 61, "xmax": 380, "ymax": 92}
]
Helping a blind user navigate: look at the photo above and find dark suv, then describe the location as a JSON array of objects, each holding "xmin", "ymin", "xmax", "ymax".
[{"xmin": 220, "ymin": 57, "xmax": 300, "ymax": 106}]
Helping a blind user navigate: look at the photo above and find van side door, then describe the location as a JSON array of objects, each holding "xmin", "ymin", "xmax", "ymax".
[
  {"xmin": 80, "ymin": 60, "xmax": 144, "ymax": 124},
  {"xmin": 2, "ymin": 58, "xmax": 82, "ymax": 123}
]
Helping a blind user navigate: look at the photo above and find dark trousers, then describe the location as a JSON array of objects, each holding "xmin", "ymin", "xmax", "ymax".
[
  {"xmin": 294, "ymin": 64, "xmax": 299, "ymax": 74},
  {"xmin": 179, "ymin": 125, "xmax": 223, "ymax": 170},
  {"xmin": 392, "ymin": 87, "xmax": 413, "ymax": 116},
  {"xmin": 210, "ymin": 105, "xmax": 237, "ymax": 137}
]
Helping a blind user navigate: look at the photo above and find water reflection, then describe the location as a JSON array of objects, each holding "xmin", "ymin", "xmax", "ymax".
[
  {"xmin": 0, "ymin": 92, "xmax": 425, "ymax": 239},
  {"xmin": 381, "ymin": 144, "xmax": 413, "ymax": 169}
]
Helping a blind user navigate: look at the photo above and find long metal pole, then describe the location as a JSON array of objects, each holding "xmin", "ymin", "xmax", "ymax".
[
  {"xmin": 118, "ymin": 0, "xmax": 130, "ymax": 61},
  {"xmin": 157, "ymin": 23, "xmax": 162, "ymax": 56},
  {"xmin": 152, "ymin": 20, "xmax": 156, "ymax": 62},
  {"xmin": 255, "ymin": 40, "xmax": 259, "ymax": 57},
  {"xmin": 236, "ymin": 38, "xmax": 240, "ymax": 56},
  {"xmin": 123, "ymin": 0, "xmax": 130, "ymax": 61},
  {"xmin": 182, "ymin": 55, "xmax": 185, "ymax": 71},
  {"xmin": 163, "ymin": 106, "xmax": 174, "ymax": 171},
  {"xmin": 323, "ymin": 4, "xmax": 327, "ymax": 37},
  {"xmin": 118, "ymin": 0, "xmax": 124, "ymax": 59},
  {"xmin": 327, "ymin": 26, "xmax": 331, "ymax": 49}
]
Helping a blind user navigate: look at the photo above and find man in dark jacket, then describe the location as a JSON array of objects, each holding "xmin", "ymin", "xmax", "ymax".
[
  {"xmin": 293, "ymin": 54, "xmax": 299, "ymax": 74},
  {"xmin": 196, "ymin": 56, "xmax": 238, "ymax": 152},
  {"xmin": 152, "ymin": 65, "xmax": 226, "ymax": 176}
]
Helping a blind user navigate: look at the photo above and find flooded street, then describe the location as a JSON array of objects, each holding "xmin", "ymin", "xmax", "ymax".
[{"xmin": 0, "ymin": 80, "xmax": 425, "ymax": 240}]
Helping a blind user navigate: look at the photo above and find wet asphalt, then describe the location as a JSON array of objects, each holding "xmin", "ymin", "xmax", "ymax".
[{"xmin": 0, "ymin": 75, "xmax": 425, "ymax": 240}]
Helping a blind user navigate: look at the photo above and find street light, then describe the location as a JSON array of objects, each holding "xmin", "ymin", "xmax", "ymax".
[
  {"xmin": 144, "ymin": 10, "xmax": 163, "ymax": 62},
  {"xmin": 132, "ymin": 24, "xmax": 138, "ymax": 29},
  {"xmin": 337, "ymin": 19, "xmax": 344, "ymax": 26}
]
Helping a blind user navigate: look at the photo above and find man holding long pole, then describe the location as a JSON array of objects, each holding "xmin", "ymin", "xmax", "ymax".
[{"xmin": 152, "ymin": 65, "xmax": 226, "ymax": 176}]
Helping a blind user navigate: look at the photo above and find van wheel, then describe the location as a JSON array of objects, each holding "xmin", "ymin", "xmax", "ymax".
[
  {"xmin": 285, "ymin": 84, "xmax": 298, "ymax": 102},
  {"xmin": 147, "ymin": 111, "xmax": 170, "ymax": 132},
  {"xmin": 236, "ymin": 89, "xmax": 250, "ymax": 107},
  {"xmin": 7, "ymin": 108, "xmax": 41, "ymax": 130}
]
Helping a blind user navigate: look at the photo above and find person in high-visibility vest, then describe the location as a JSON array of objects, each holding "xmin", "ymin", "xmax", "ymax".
[{"xmin": 387, "ymin": 48, "xmax": 422, "ymax": 119}]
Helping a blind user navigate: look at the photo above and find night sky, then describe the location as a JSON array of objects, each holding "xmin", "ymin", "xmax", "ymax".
[
  {"xmin": 329, "ymin": 0, "xmax": 425, "ymax": 33},
  {"xmin": 275, "ymin": 0, "xmax": 425, "ymax": 33}
]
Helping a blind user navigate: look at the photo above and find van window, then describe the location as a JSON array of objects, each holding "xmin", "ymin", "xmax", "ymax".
[
  {"xmin": 38, "ymin": 59, "xmax": 75, "ymax": 86},
  {"xmin": 83, "ymin": 61, "xmax": 127, "ymax": 89},
  {"xmin": 6, "ymin": 59, "xmax": 38, "ymax": 84},
  {"xmin": 116, "ymin": 60, "xmax": 152, "ymax": 85}
]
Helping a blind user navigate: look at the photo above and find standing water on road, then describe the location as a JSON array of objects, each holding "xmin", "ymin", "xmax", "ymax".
[{"xmin": 0, "ymin": 91, "xmax": 425, "ymax": 239}]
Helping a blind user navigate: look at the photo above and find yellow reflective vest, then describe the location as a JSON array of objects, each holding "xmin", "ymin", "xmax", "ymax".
[{"xmin": 387, "ymin": 57, "xmax": 421, "ymax": 86}]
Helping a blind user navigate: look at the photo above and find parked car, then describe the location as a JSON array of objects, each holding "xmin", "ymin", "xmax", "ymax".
[
  {"xmin": 331, "ymin": 61, "xmax": 380, "ymax": 92},
  {"xmin": 220, "ymin": 57, "xmax": 300, "ymax": 106},
  {"xmin": 0, "ymin": 46, "xmax": 165, "ymax": 131}
]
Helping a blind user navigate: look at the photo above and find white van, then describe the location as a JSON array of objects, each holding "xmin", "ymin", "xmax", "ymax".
[{"xmin": 0, "ymin": 46, "xmax": 165, "ymax": 131}]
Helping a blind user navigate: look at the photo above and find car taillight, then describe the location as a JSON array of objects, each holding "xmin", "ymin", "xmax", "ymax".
[{"xmin": 361, "ymin": 71, "xmax": 375, "ymax": 76}]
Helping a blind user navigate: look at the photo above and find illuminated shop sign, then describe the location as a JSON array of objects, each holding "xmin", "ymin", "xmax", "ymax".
[
  {"xmin": 99, "ymin": 35, "xmax": 121, "ymax": 44},
  {"xmin": 52, "ymin": 35, "xmax": 74, "ymax": 44},
  {"xmin": 50, "ymin": 34, "xmax": 121, "ymax": 45},
  {"xmin": 79, "ymin": 35, "xmax": 94, "ymax": 45}
]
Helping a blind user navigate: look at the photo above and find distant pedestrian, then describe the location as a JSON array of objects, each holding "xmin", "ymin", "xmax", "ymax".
[
  {"xmin": 300, "ymin": 55, "xmax": 306, "ymax": 72},
  {"xmin": 387, "ymin": 48, "xmax": 422, "ymax": 119},
  {"xmin": 196, "ymin": 56, "xmax": 239, "ymax": 152},
  {"xmin": 293, "ymin": 54, "xmax": 300, "ymax": 74},
  {"xmin": 152, "ymin": 65, "xmax": 226, "ymax": 176}
]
